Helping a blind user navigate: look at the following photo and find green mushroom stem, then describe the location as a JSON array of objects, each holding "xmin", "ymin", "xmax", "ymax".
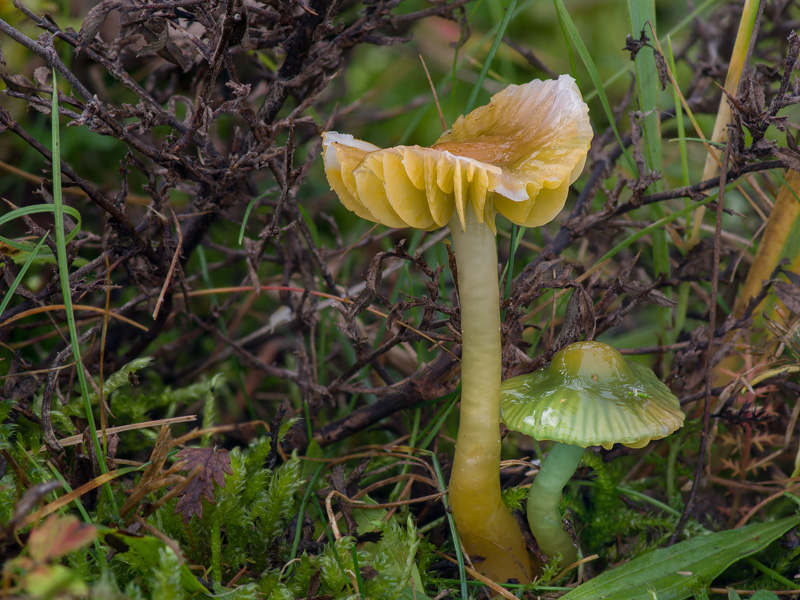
[
  {"xmin": 526, "ymin": 442, "xmax": 584, "ymax": 566},
  {"xmin": 447, "ymin": 208, "xmax": 533, "ymax": 583}
]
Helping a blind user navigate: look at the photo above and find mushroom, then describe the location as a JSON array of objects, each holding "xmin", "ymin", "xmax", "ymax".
[
  {"xmin": 321, "ymin": 75, "xmax": 592, "ymax": 582},
  {"xmin": 500, "ymin": 340, "xmax": 685, "ymax": 567}
]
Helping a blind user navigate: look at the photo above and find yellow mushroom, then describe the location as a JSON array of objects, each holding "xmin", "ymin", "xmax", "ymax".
[
  {"xmin": 323, "ymin": 75, "xmax": 592, "ymax": 234},
  {"xmin": 322, "ymin": 75, "xmax": 592, "ymax": 582}
]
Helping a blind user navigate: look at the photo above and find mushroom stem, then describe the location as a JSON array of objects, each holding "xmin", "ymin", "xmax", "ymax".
[
  {"xmin": 448, "ymin": 208, "xmax": 532, "ymax": 583},
  {"xmin": 526, "ymin": 442, "xmax": 584, "ymax": 566}
]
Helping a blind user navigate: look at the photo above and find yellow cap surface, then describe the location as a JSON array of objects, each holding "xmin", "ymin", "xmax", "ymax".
[{"xmin": 322, "ymin": 75, "xmax": 592, "ymax": 233}]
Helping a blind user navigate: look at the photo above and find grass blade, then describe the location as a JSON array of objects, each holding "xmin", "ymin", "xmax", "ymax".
[
  {"xmin": 627, "ymin": 0, "xmax": 672, "ymax": 340},
  {"xmin": 553, "ymin": 0, "xmax": 636, "ymax": 173},
  {"xmin": 689, "ymin": 0, "xmax": 763, "ymax": 245},
  {"xmin": 0, "ymin": 204, "xmax": 82, "ymax": 255},
  {"xmin": 597, "ymin": 188, "xmax": 724, "ymax": 265},
  {"xmin": 666, "ymin": 35, "xmax": 693, "ymax": 343},
  {"xmin": 464, "ymin": 0, "xmax": 518, "ymax": 113},
  {"xmin": 0, "ymin": 233, "xmax": 49, "ymax": 317},
  {"xmin": 50, "ymin": 68, "xmax": 119, "ymax": 520},
  {"xmin": 428, "ymin": 450, "xmax": 468, "ymax": 600}
]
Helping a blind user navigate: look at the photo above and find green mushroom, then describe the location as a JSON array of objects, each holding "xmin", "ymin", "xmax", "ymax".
[{"xmin": 500, "ymin": 340, "xmax": 685, "ymax": 567}]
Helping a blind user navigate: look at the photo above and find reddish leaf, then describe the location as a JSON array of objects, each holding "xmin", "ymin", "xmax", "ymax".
[
  {"xmin": 173, "ymin": 447, "xmax": 233, "ymax": 523},
  {"xmin": 28, "ymin": 515, "xmax": 96, "ymax": 563}
]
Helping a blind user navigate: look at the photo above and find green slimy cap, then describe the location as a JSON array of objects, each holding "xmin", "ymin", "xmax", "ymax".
[{"xmin": 501, "ymin": 341, "xmax": 684, "ymax": 450}]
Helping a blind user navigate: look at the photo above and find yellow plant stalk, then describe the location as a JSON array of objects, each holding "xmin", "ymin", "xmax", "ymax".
[
  {"xmin": 321, "ymin": 76, "xmax": 592, "ymax": 581},
  {"xmin": 713, "ymin": 172, "xmax": 800, "ymax": 386},
  {"xmin": 730, "ymin": 171, "xmax": 800, "ymax": 466},
  {"xmin": 735, "ymin": 169, "xmax": 800, "ymax": 317},
  {"xmin": 689, "ymin": 0, "xmax": 761, "ymax": 246}
]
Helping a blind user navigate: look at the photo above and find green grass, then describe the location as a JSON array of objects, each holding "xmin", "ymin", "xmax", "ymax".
[{"xmin": 50, "ymin": 69, "xmax": 119, "ymax": 520}]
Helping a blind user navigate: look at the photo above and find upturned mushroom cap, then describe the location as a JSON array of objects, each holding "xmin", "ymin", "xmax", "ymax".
[
  {"xmin": 322, "ymin": 75, "xmax": 592, "ymax": 234},
  {"xmin": 500, "ymin": 341, "xmax": 684, "ymax": 450}
]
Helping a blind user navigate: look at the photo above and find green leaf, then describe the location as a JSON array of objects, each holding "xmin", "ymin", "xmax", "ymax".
[
  {"xmin": 562, "ymin": 516, "xmax": 800, "ymax": 600},
  {"xmin": 90, "ymin": 357, "xmax": 154, "ymax": 402},
  {"xmin": 371, "ymin": 517, "xmax": 426, "ymax": 600},
  {"xmin": 0, "ymin": 401, "xmax": 13, "ymax": 423},
  {"xmin": 501, "ymin": 485, "xmax": 528, "ymax": 511},
  {"xmin": 297, "ymin": 203, "xmax": 320, "ymax": 248},
  {"xmin": 260, "ymin": 457, "xmax": 303, "ymax": 540},
  {"xmin": 301, "ymin": 439, "xmax": 324, "ymax": 480},
  {"xmin": 103, "ymin": 530, "xmax": 210, "ymax": 596}
]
